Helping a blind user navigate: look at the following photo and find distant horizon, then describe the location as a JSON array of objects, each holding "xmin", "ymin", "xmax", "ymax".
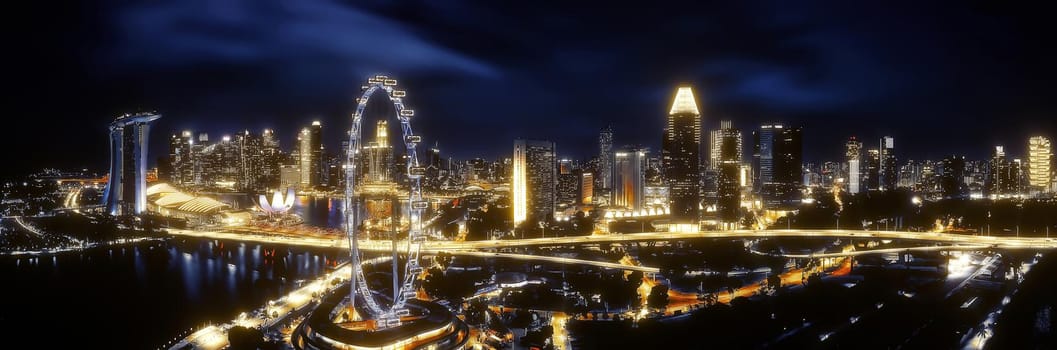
[
  {"xmin": 7, "ymin": 2, "xmax": 1057, "ymax": 176},
  {"xmin": 14, "ymin": 106, "xmax": 1051, "ymax": 179}
]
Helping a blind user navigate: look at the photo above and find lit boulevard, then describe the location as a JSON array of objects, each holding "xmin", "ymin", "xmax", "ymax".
[{"xmin": 168, "ymin": 227, "xmax": 1057, "ymax": 253}]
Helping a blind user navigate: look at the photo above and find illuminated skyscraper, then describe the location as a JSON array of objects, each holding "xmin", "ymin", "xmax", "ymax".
[
  {"xmin": 986, "ymin": 146, "xmax": 1009, "ymax": 198},
  {"xmin": 580, "ymin": 172, "xmax": 594, "ymax": 205},
  {"xmin": 598, "ymin": 126, "xmax": 613, "ymax": 189},
  {"xmin": 261, "ymin": 129, "xmax": 282, "ymax": 189},
  {"xmin": 940, "ymin": 156, "xmax": 966, "ymax": 199},
  {"xmin": 754, "ymin": 124, "xmax": 802, "ymax": 209},
  {"xmin": 363, "ymin": 120, "xmax": 394, "ymax": 183},
  {"xmin": 555, "ymin": 159, "xmax": 580, "ymax": 207},
  {"xmin": 103, "ymin": 112, "xmax": 161, "ymax": 215},
  {"xmin": 846, "ymin": 137, "xmax": 862, "ymax": 194},
  {"xmin": 752, "ymin": 125, "xmax": 775, "ymax": 192},
  {"xmin": 1028, "ymin": 136, "xmax": 1052, "ymax": 191},
  {"xmin": 879, "ymin": 136, "xmax": 897, "ymax": 190},
  {"xmin": 512, "ymin": 140, "xmax": 556, "ymax": 225},
  {"xmin": 713, "ymin": 121, "xmax": 742, "ymax": 225},
  {"xmin": 235, "ymin": 130, "xmax": 264, "ymax": 191},
  {"xmin": 191, "ymin": 133, "xmax": 209, "ymax": 185},
  {"xmin": 612, "ymin": 148, "xmax": 647, "ymax": 210},
  {"xmin": 169, "ymin": 130, "xmax": 194, "ymax": 185},
  {"xmin": 663, "ymin": 86, "xmax": 702, "ymax": 231},
  {"xmin": 710, "ymin": 120, "xmax": 742, "ymax": 171},
  {"xmin": 299, "ymin": 121, "xmax": 323, "ymax": 188},
  {"xmin": 866, "ymin": 149, "xmax": 881, "ymax": 191}
]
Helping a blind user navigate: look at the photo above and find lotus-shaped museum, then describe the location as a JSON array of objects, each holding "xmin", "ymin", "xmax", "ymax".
[{"xmin": 258, "ymin": 188, "xmax": 295, "ymax": 215}]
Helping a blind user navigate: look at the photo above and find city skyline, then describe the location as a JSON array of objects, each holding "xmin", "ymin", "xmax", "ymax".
[
  {"xmin": 7, "ymin": 2, "xmax": 1057, "ymax": 177},
  {"xmin": 5, "ymin": 3, "xmax": 1057, "ymax": 349}
]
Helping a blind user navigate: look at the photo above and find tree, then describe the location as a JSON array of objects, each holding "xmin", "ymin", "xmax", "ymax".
[{"xmin": 647, "ymin": 285, "xmax": 669, "ymax": 310}]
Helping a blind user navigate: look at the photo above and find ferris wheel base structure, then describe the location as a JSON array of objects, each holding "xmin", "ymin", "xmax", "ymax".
[{"xmin": 292, "ymin": 289, "xmax": 468, "ymax": 350}]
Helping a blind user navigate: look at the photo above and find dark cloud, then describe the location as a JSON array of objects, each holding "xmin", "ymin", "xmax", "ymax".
[{"xmin": 5, "ymin": 0, "xmax": 1057, "ymax": 177}]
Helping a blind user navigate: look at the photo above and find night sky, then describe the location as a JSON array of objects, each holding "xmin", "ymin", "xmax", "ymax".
[{"xmin": 7, "ymin": 1, "xmax": 1057, "ymax": 177}]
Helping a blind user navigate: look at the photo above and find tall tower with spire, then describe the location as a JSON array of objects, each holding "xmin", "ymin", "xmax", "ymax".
[{"xmin": 663, "ymin": 86, "xmax": 702, "ymax": 231}]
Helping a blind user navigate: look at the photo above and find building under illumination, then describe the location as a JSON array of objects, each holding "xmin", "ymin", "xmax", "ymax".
[
  {"xmin": 754, "ymin": 123, "xmax": 802, "ymax": 209},
  {"xmin": 880, "ymin": 136, "xmax": 897, "ymax": 190},
  {"xmin": 940, "ymin": 155, "xmax": 967, "ymax": 199},
  {"xmin": 104, "ymin": 112, "xmax": 161, "ymax": 216},
  {"xmin": 845, "ymin": 137, "xmax": 862, "ymax": 193},
  {"xmin": 1028, "ymin": 136, "xmax": 1052, "ymax": 191},
  {"xmin": 598, "ymin": 126, "xmax": 613, "ymax": 190},
  {"xmin": 710, "ymin": 120, "xmax": 742, "ymax": 171},
  {"xmin": 556, "ymin": 164, "xmax": 581, "ymax": 208},
  {"xmin": 711, "ymin": 121, "xmax": 742, "ymax": 225},
  {"xmin": 612, "ymin": 147, "xmax": 647, "ymax": 211},
  {"xmin": 866, "ymin": 149, "xmax": 881, "ymax": 191},
  {"xmin": 986, "ymin": 146, "xmax": 1022, "ymax": 198},
  {"xmin": 235, "ymin": 130, "xmax": 264, "ymax": 191},
  {"xmin": 363, "ymin": 120, "xmax": 394, "ymax": 183},
  {"xmin": 663, "ymin": 86, "xmax": 702, "ymax": 231},
  {"xmin": 168, "ymin": 130, "xmax": 194, "ymax": 185},
  {"xmin": 299, "ymin": 121, "xmax": 323, "ymax": 188},
  {"xmin": 512, "ymin": 139, "xmax": 556, "ymax": 225},
  {"xmin": 261, "ymin": 129, "xmax": 282, "ymax": 190}
]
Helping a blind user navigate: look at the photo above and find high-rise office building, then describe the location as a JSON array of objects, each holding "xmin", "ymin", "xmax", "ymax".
[
  {"xmin": 280, "ymin": 164, "xmax": 301, "ymax": 189},
  {"xmin": 104, "ymin": 112, "xmax": 161, "ymax": 215},
  {"xmin": 713, "ymin": 121, "xmax": 742, "ymax": 224},
  {"xmin": 821, "ymin": 161, "xmax": 841, "ymax": 189},
  {"xmin": 612, "ymin": 148, "xmax": 647, "ymax": 210},
  {"xmin": 1028, "ymin": 136, "xmax": 1052, "ymax": 191},
  {"xmin": 940, "ymin": 156, "xmax": 966, "ymax": 199},
  {"xmin": 235, "ymin": 131, "xmax": 264, "ymax": 191},
  {"xmin": 986, "ymin": 146, "xmax": 1009, "ymax": 198},
  {"xmin": 663, "ymin": 86, "xmax": 702, "ymax": 231},
  {"xmin": 556, "ymin": 173, "xmax": 580, "ymax": 208},
  {"xmin": 754, "ymin": 124, "xmax": 802, "ymax": 209},
  {"xmin": 191, "ymin": 133, "xmax": 209, "ymax": 185},
  {"xmin": 598, "ymin": 126, "xmax": 613, "ymax": 190},
  {"xmin": 580, "ymin": 172, "xmax": 594, "ymax": 205},
  {"xmin": 710, "ymin": 120, "xmax": 742, "ymax": 171},
  {"xmin": 512, "ymin": 140, "xmax": 556, "ymax": 225},
  {"xmin": 865, "ymin": 149, "xmax": 881, "ymax": 191},
  {"xmin": 555, "ymin": 159, "xmax": 580, "ymax": 207},
  {"xmin": 299, "ymin": 121, "xmax": 323, "ymax": 188},
  {"xmin": 773, "ymin": 127, "xmax": 802, "ymax": 185},
  {"xmin": 898, "ymin": 160, "xmax": 922, "ymax": 189},
  {"xmin": 879, "ymin": 136, "xmax": 897, "ymax": 190},
  {"xmin": 169, "ymin": 130, "xmax": 194, "ymax": 185},
  {"xmin": 1011, "ymin": 159, "xmax": 1026, "ymax": 195},
  {"xmin": 363, "ymin": 120, "xmax": 394, "ymax": 183},
  {"xmin": 752, "ymin": 125, "xmax": 775, "ymax": 193},
  {"xmin": 261, "ymin": 129, "xmax": 282, "ymax": 189},
  {"xmin": 846, "ymin": 137, "xmax": 862, "ymax": 194}
]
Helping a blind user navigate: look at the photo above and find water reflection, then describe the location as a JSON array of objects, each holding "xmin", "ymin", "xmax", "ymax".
[
  {"xmin": 0, "ymin": 239, "xmax": 344, "ymax": 349},
  {"xmin": 293, "ymin": 195, "xmax": 345, "ymax": 228}
]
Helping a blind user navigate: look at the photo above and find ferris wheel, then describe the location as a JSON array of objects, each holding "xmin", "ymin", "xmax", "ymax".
[{"xmin": 344, "ymin": 74, "xmax": 427, "ymax": 329}]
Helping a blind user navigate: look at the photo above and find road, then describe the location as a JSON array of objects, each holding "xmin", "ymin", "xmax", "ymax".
[
  {"xmin": 168, "ymin": 228, "xmax": 1057, "ymax": 253},
  {"xmin": 167, "ymin": 228, "xmax": 659, "ymax": 273},
  {"xmin": 750, "ymin": 244, "xmax": 993, "ymax": 259}
]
